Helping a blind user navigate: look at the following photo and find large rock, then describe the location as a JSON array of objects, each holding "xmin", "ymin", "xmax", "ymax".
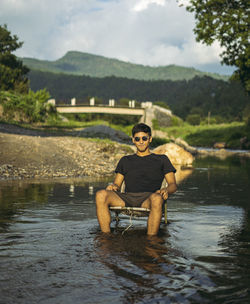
[
  {"xmin": 78, "ymin": 125, "xmax": 131, "ymax": 144},
  {"xmin": 174, "ymin": 137, "xmax": 197, "ymax": 155},
  {"xmin": 153, "ymin": 143, "xmax": 194, "ymax": 165}
]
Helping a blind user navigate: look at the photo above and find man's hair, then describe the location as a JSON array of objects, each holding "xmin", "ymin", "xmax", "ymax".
[{"xmin": 132, "ymin": 123, "xmax": 151, "ymax": 137}]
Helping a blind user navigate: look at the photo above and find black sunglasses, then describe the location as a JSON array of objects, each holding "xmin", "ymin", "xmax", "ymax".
[{"xmin": 134, "ymin": 136, "xmax": 149, "ymax": 142}]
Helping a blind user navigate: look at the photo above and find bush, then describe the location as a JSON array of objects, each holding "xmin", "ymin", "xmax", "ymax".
[
  {"xmin": 150, "ymin": 137, "xmax": 170, "ymax": 148},
  {"xmin": 201, "ymin": 115, "xmax": 227, "ymax": 125},
  {"xmin": 186, "ymin": 114, "xmax": 201, "ymax": 125},
  {"xmin": 0, "ymin": 89, "xmax": 56, "ymax": 123},
  {"xmin": 171, "ymin": 115, "xmax": 183, "ymax": 126},
  {"xmin": 154, "ymin": 101, "xmax": 170, "ymax": 109},
  {"xmin": 152, "ymin": 119, "xmax": 160, "ymax": 130}
]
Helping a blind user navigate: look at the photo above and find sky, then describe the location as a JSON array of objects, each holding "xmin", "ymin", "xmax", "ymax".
[{"xmin": 0, "ymin": 0, "xmax": 235, "ymax": 75}]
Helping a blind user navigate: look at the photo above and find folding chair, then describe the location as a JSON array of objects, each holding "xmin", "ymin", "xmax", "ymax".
[
  {"xmin": 109, "ymin": 201, "xmax": 167, "ymax": 233},
  {"xmin": 108, "ymin": 180, "xmax": 168, "ymax": 232}
]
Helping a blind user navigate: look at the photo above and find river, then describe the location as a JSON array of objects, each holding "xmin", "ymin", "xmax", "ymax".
[{"xmin": 0, "ymin": 156, "xmax": 249, "ymax": 304}]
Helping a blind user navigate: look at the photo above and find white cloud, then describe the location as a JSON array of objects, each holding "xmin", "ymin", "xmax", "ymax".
[
  {"xmin": 133, "ymin": 0, "xmax": 166, "ymax": 12},
  {"xmin": 0, "ymin": 0, "xmax": 232, "ymax": 74}
]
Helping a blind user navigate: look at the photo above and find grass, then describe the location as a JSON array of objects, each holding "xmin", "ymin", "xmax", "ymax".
[
  {"xmin": 41, "ymin": 119, "xmax": 110, "ymax": 129},
  {"xmin": 41, "ymin": 119, "xmax": 249, "ymax": 149},
  {"xmin": 164, "ymin": 122, "xmax": 248, "ymax": 148},
  {"xmin": 1, "ymin": 112, "xmax": 249, "ymax": 149},
  {"xmin": 88, "ymin": 138, "xmax": 134, "ymax": 153}
]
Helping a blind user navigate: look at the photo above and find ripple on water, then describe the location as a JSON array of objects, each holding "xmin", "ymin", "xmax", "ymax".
[{"xmin": 0, "ymin": 173, "xmax": 250, "ymax": 303}]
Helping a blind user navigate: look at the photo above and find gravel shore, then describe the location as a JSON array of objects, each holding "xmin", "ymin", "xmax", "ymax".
[{"xmin": 0, "ymin": 124, "xmax": 133, "ymax": 180}]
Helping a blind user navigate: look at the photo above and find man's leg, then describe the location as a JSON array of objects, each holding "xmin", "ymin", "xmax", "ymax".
[
  {"xmin": 95, "ymin": 190, "xmax": 125, "ymax": 233},
  {"xmin": 141, "ymin": 193, "xmax": 164, "ymax": 235}
]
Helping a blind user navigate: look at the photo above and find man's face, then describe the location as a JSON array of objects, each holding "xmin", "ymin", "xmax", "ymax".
[{"xmin": 132, "ymin": 132, "xmax": 152, "ymax": 152}]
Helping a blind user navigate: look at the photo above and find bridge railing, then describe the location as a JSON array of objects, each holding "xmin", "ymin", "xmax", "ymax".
[
  {"xmin": 55, "ymin": 103, "xmax": 142, "ymax": 109},
  {"xmin": 48, "ymin": 98, "xmax": 153, "ymax": 109}
]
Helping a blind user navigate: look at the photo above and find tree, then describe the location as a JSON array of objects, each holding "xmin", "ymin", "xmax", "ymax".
[
  {"xmin": 180, "ymin": 0, "xmax": 250, "ymax": 93},
  {"xmin": 0, "ymin": 24, "xmax": 29, "ymax": 93}
]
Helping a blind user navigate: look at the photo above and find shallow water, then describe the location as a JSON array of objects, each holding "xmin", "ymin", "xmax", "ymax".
[{"xmin": 0, "ymin": 157, "xmax": 250, "ymax": 303}]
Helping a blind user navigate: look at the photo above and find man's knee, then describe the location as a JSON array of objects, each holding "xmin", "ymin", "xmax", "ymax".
[
  {"xmin": 95, "ymin": 189, "xmax": 108, "ymax": 206},
  {"xmin": 150, "ymin": 193, "xmax": 163, "ymax": 202},
  {"xmin": 150, "ymin": 193, "xmax": 163, "ymax": 210}
]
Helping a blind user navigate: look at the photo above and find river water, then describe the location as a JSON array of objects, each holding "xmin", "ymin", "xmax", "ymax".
[{"xmin": 0, "ymin": 156, "xmax": 249, "ymax": 304}]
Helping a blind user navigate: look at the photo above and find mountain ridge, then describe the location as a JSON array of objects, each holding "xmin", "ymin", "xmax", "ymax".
[{"xmin": 21, "ymin": 51, "xmax": 229, "ymax": 81}]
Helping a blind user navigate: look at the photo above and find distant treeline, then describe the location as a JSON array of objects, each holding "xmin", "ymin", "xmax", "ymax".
[{"xmin": 29, "ymin": 70, "xmax": 249, "ymax": 122}]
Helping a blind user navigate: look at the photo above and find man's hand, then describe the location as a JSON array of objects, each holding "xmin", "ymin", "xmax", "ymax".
[
  {"xmin": 106, "ymin": 183, "xmax": 120, "ymax": 191},
  {"xmin": 156, "ymin": 188, "xmax": 169, "ymax": 200}
]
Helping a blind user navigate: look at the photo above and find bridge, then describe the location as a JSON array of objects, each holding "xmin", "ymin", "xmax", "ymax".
[{"xmin": 49, "ymin": 99, "xmax": 172, "ymax": 127}]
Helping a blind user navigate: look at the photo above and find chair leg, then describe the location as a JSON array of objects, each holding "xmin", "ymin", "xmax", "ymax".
[
  {"xmin": 164, "ymin": 201, "xmax": 167, "ymax": 224},
  {"xmin": 115, "ymin": 211, "xmax": 120, "ymax": 223}
]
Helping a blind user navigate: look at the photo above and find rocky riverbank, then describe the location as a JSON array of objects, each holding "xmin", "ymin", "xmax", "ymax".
[{"xmin": 0, "ymin": 127, "xmax": 133, "ymax": 180}]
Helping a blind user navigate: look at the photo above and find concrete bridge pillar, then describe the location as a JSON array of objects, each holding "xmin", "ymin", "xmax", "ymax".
[
  {"xmin": 109, "ymin": 99, "xmax": 115, "ymax": 106},
  {"xmin": 90, "ymin": 98, "xmax": 95, "ymax": 106},
  {"xmin": 129, "ymin": 100, "xmax": 135, "ymax": 108},
  {"xmin": 140, "ymin": 102, "xmax": 155, "ymax": 128},
  {"xmin": 141, "ymin": 107, "xmax": 155, "ymax": 128},
  {"xmin": 71, "ymin": 98, "xmax": 76, "ymax": 106}
]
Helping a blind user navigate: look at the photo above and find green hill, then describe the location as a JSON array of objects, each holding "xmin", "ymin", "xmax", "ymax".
[{"xmin": 21, "ymin": 51, "xmax": 229, "ymax": 81}]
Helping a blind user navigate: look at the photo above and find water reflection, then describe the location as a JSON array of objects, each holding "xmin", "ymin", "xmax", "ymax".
[
  {"xmin": 0, "ymin": 158, "xmax": 249, "ymax": 303},
  {"xmin": 95, "ymin": 232, "xmax": 168, "ymax": 302},
  {"xmin": 0, "ymin": 177, "xmax": 109, "ymax": 233},
  {"xmin": 94, "ymin": 229, "xmax": 218, "ymax": 303}
]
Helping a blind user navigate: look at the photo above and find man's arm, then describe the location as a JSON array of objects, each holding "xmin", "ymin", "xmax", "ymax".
[
  {"xmin": 157, "ymin": 172, "xmax": 177, "ymax": 200},
  {"xmin": 106, "ymin": 173, "xmax": 124, "ymax": 191}
]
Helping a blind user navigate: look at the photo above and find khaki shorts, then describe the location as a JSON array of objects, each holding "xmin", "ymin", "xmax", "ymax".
[{"xmin": 114, "ymin": 192, "xmax": 153, "ymax": 207}]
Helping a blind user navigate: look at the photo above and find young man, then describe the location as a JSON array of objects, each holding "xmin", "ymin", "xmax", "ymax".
[{"xmin": 95, "ymin": 123, "xmax": 177, "ymax": 235}]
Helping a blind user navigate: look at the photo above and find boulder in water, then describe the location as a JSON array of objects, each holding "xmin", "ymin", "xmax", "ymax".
[{"xmin": 153, "ymin": 143, "xmax": 194, "ymax": 165}]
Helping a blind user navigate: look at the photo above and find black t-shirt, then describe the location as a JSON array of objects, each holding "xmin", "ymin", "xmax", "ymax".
[{"xmin": 115, "ymin": 153, "xmax": 176, "ymax": 193}]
